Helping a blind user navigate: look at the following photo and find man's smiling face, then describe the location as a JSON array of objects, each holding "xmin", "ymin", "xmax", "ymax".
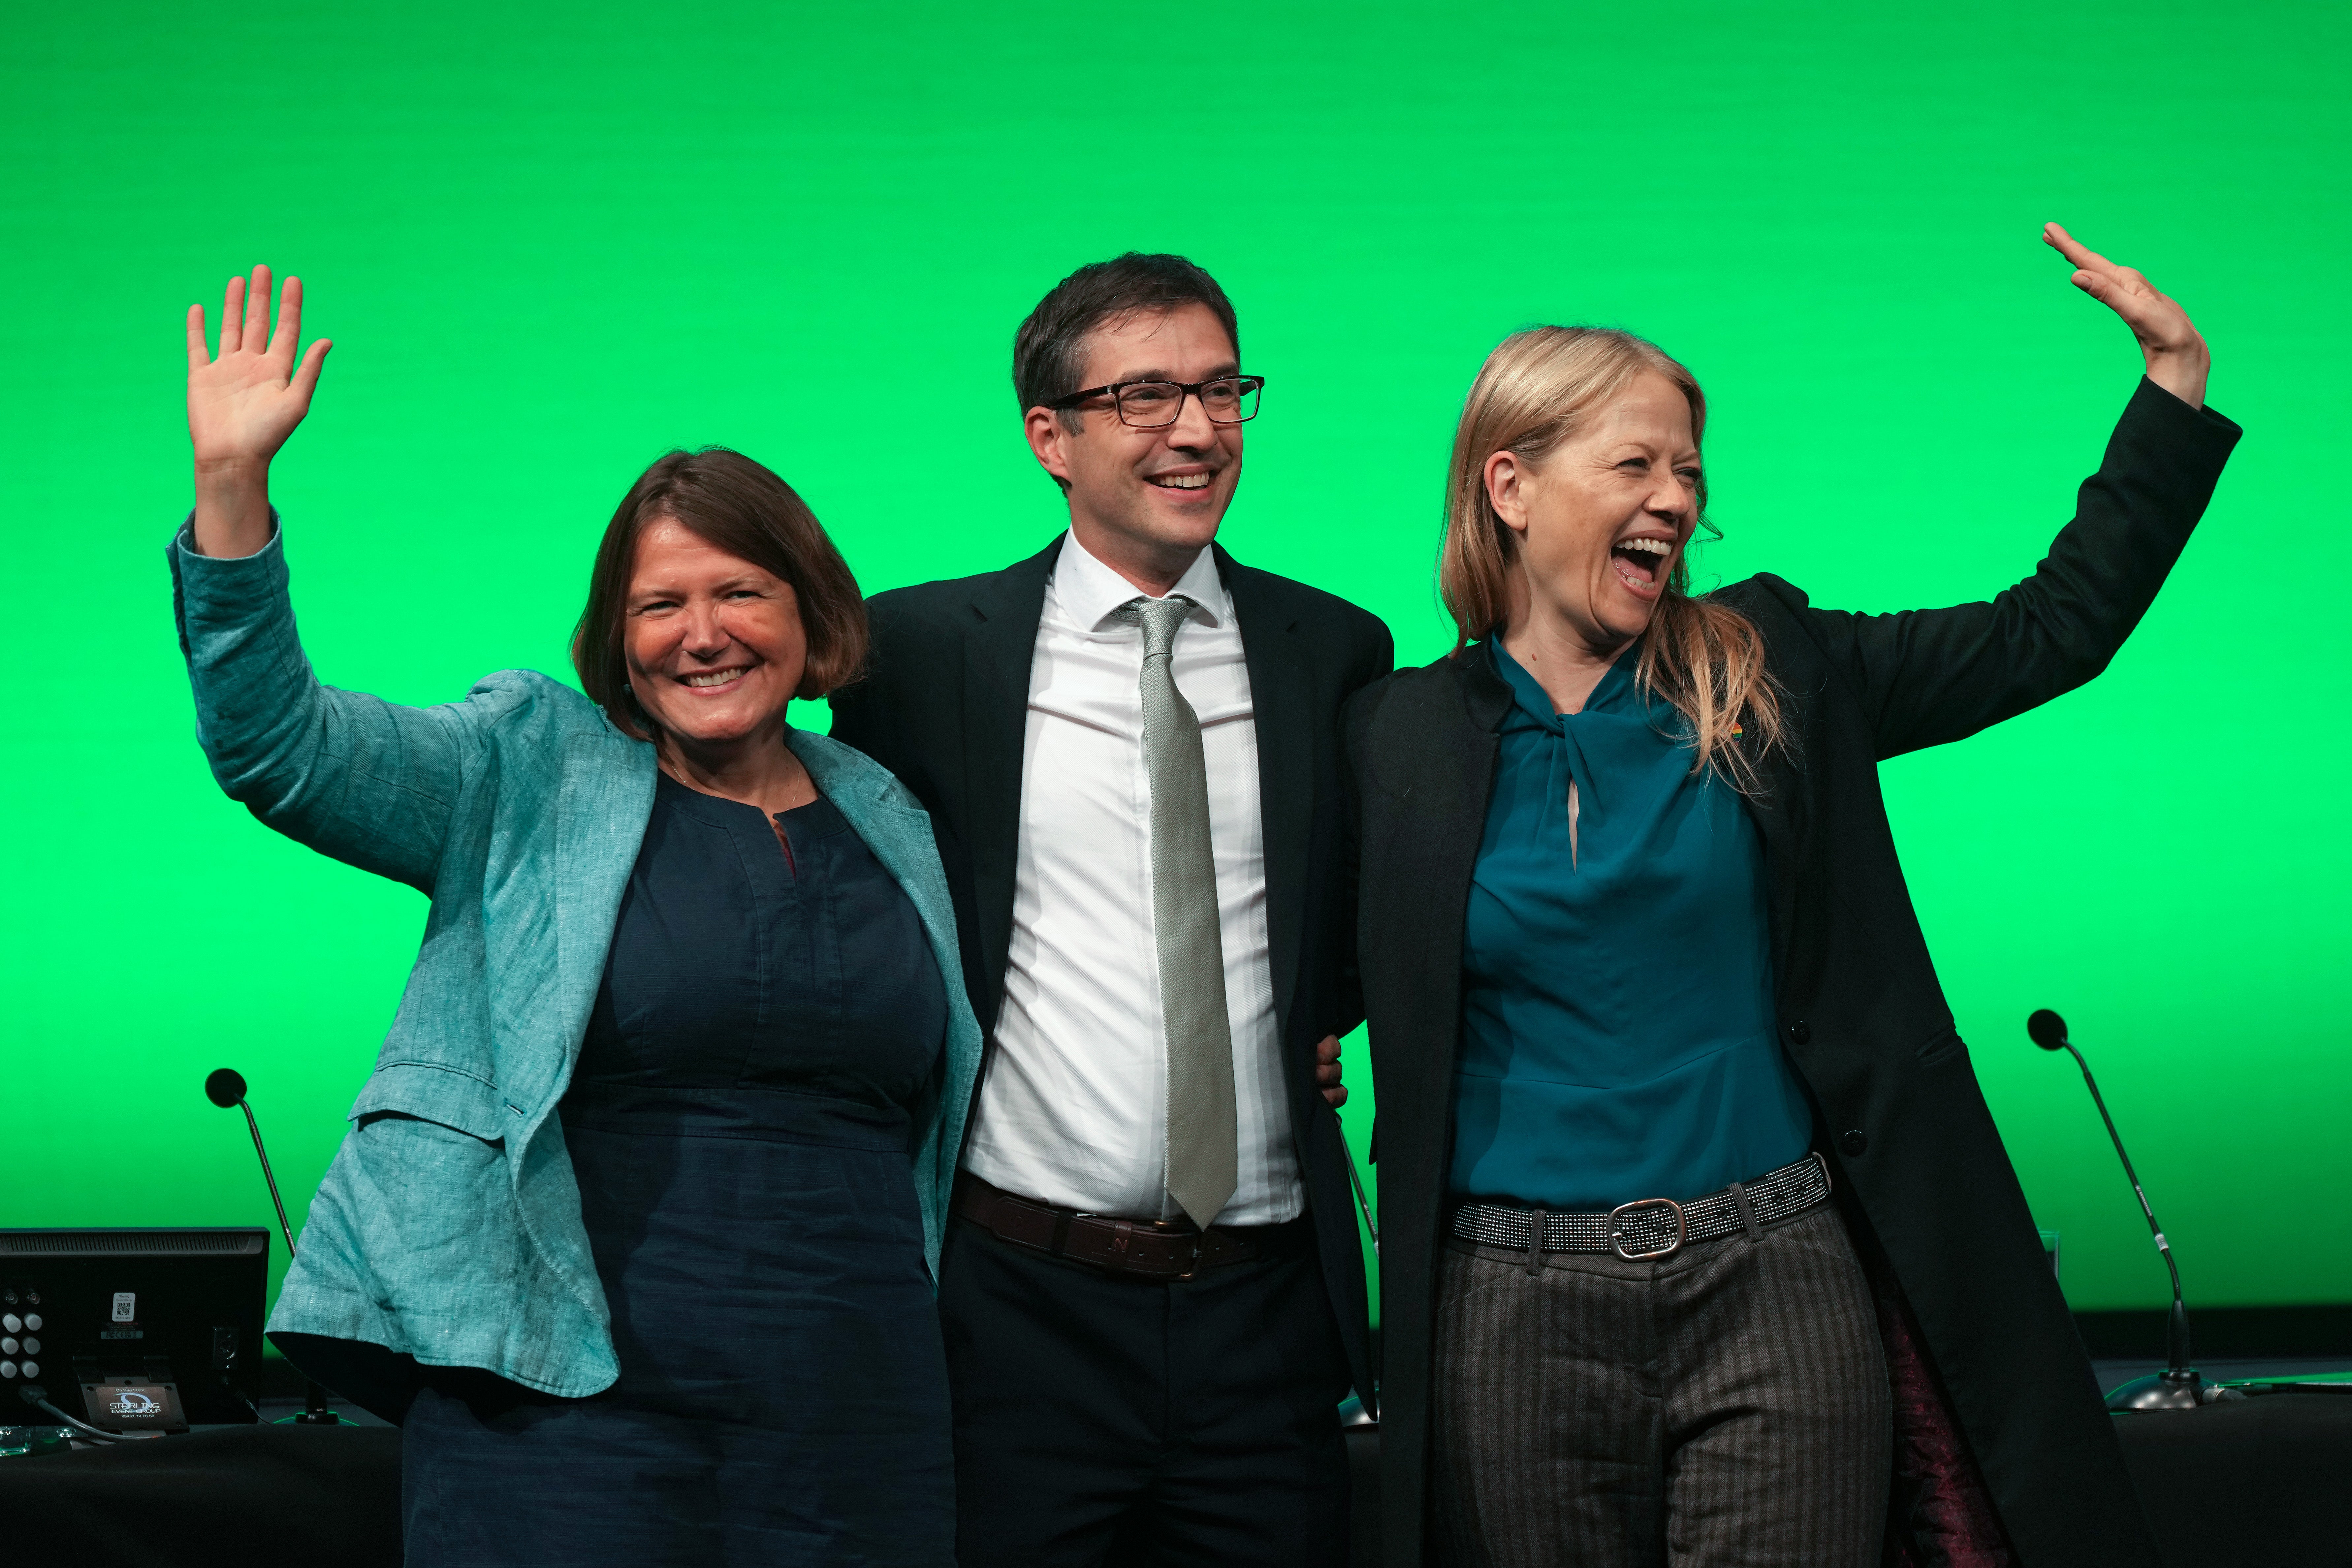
[{"xmin": 1025, "ymin": 302, "xmax": 1244, "ymax": 585}]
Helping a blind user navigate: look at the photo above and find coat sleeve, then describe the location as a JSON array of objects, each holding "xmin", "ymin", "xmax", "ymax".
[
  {"xmin": 1763, "ymin": 379, "xmax": 2240, "ymax": 761},
  {"xmin": 170, "ymin": 519, "xmax": 485, "ymax": 893}
]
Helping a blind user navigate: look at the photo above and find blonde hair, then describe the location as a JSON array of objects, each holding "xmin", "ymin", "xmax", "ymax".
[{"xmin": 1439, "ymin": 326, "xmax": 1785, "ymax": 794}]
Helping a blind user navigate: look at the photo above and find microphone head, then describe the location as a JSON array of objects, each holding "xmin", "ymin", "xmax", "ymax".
[
  {"xmin": 2026, "ymin": 1009, "xmax": 2070, "ymax": 1052},
  {"xmin": 205, "ymin": 1068, "xmax": 249, "ymax": 1108}
]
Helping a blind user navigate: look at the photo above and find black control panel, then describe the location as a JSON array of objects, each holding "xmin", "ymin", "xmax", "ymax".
[
  {"xmin": 0, "ymin": 1229, "xmax": 269, "ymax": 1428},
  {"xmin": 0, "ymin": 1285, "xmax": 48, "ymax": 1388}
]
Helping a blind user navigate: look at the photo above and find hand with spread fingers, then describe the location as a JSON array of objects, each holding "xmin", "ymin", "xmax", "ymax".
[
  {"xmin": 2045, "ymin": 222, "xmax": 2209, "ymax": 410},
  {"xmin": 185, "ymin": 265, "xmax": 332, "ymax": 558}
]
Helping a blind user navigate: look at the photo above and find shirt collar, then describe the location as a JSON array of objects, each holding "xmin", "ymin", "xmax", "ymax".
[
  {"xmin": 1051, "ymin": 529, "xmax": 1231, "ymax": 633},
  {"xmin": 1489, "ymin": 638, "xmax": 1641, "ymax": 729}
]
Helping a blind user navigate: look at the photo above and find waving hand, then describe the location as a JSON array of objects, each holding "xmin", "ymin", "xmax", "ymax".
[
  {"xmin": 2045, "ymin": 223, "xmax": 2209, "ymax": 410},
  {"xmin": 186, "ymin": 266, "xmax": 331, "ymax": 557}
]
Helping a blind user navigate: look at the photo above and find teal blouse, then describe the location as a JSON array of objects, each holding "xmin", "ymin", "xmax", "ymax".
[{"xmin": 1449, "ymin": 640, "xmax": 1814, "ymax": 1210}]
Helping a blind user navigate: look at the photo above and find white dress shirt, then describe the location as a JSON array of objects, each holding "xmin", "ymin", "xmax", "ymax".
[{"xmin": 962, "ymin": 530, "xmax": 1303, "ymax": 1226}]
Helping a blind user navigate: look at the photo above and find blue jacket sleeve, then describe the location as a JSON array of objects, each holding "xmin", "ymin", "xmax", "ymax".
[{"xmin": 170, "ymin": 518, "xmax": 478, "ymax": 894}]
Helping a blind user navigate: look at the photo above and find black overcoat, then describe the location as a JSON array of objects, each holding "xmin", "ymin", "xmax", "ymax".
[
  {"xmin": 1344, "ymin": 379, "xmax": 2239, "ymax": 1566},
  {"xmin": 829, "ymin": 539, "xmax": 1394, "ymax": 1406}
]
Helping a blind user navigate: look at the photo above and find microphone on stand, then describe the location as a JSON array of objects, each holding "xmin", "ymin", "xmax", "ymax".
[
  {"xmin": 205, "ymin": 1069, "xmax": 340, "ymax": 1424},
  {"xmin": 2027, "ymin": 1009, "xmax": 2203, "ymax": 1410}
]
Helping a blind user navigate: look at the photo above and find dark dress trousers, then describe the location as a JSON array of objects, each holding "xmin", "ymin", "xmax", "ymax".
[
  {"xmin": 1346, "ymin": 379, "xmax": 2239, "ymax": 1567},
  {"xmin": 826, "ymin": 540, "xmax": 1393, "ymax": 1455}
]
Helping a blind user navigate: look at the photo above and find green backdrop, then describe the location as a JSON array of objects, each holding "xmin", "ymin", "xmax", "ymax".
[{"xmin": 7, "ymin": 1, "xmax": 2346, "ymax": 1327}]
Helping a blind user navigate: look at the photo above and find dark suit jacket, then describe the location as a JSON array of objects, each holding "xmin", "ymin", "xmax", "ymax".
[
  {"xmin": 829, "ymin": 537, "xmax": 1394, "ymax": 1405},
  {"xmin": 1346, "ymin": 379, "xmax": 2239, "ymax": 1566}
]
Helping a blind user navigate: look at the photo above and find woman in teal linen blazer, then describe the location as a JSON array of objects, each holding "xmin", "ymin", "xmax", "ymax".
[{"xmin": 171, "ymin": 271, "xmax": 982, "ymax": 1461}]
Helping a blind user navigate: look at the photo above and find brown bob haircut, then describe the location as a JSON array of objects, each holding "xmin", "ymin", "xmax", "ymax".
[{"xmin": 572, "ymin": 448, "xmax": 869, "ymax": 742}]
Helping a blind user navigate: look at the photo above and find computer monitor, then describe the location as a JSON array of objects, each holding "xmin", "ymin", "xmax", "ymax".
[{"xmin": 0, "ymin": 1228, "xmax": 269, "ymax": 1431}]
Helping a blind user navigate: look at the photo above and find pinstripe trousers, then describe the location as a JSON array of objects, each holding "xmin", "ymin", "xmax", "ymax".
[{"xmin": 1430, "ymin": 1205, "xmax": 1891, "ymax": 1568}]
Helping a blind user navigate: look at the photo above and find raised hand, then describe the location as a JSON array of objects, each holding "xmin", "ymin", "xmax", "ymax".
[
  {"xmin": 2044, "ymin": 223, "xmax": 2209, "ymax": 410},
  {"xmin": 186, "ymin": 266, "xmax": 331, "ymax": 557}
]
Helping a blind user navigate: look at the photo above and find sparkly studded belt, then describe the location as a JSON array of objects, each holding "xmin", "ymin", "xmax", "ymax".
[{"xmin": 1449, "ymin": 1152, "xmax": 1834, "ymax": 1263}]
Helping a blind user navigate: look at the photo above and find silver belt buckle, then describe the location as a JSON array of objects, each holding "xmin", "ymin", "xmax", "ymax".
[{"xmin": 1607, "ymin": 1197, "xmax": 1688, "ymax": 1260}]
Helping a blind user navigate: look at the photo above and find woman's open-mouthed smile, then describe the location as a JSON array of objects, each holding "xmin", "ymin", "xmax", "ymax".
[
  {"xmin": 1487, "ymin": 370, "xmax": 1701, "ymax": 651},
  {"xmin": 1608, "ymin": 530, "xmax": 1679, "ymax": 598}
]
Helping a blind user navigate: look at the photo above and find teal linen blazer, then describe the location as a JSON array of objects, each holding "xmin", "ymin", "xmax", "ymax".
[{"xmin": 170, "ymin": 522, "xmax": 983, "ymax": 1398}]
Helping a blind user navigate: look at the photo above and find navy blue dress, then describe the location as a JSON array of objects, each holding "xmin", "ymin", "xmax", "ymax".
[{"xmin": 402, "ymin": 773, "xmax": 955, "ymax": 1566}]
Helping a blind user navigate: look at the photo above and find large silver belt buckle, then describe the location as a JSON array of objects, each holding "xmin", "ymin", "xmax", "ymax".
[{"xmin": 1607, "ymin": 1197, "xmax": 1688, "ymax": 1261}]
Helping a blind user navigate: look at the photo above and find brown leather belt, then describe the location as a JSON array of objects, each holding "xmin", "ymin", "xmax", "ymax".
[{"xmin": 953, "ymin": 1175, "xmax": 1283, "ymax": 1281}]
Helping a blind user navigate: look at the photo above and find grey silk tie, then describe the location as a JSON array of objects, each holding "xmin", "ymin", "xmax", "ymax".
[{"xmin": 1128, "ymin": 595, "xmax": 1238, "ymax": 1231}]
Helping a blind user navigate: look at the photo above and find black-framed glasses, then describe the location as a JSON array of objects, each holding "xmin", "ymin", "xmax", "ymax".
[{"xmin": 1046, "ymin": 374, "xmax": 1265, "ymax": 428}]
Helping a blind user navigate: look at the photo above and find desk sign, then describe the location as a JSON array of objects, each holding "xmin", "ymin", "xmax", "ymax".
[{"xmin": 80, "ymin": 1378, "xmax": 187, "ymax": 1434}]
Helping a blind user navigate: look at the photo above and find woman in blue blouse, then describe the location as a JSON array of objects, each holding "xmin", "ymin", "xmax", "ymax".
[
  {"xmin": 1347, "ymin": 227, "xmax": 2238, "ymax": 1567},
  {"xmin": 175, "ymin": 268, "xmax": 981, "ymax": 1565}
]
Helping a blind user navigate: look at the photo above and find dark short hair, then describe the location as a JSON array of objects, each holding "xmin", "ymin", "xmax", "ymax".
[
  {"xmin": 572, "ymin": 448, "xmax": 868, "ymax": 740},
  {"xmin": 1012, "ymin": 252, "xmax": 1240, "ymax": 426}
]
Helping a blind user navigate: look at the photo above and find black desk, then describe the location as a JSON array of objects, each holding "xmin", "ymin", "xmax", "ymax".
[
  {"xmin": 2110, "ymin": 1395, "xmax": 2352, "ymax": 1567},
  {"xmin": 0, "ymin": 1425, "xmax": 401, "ymax": 1568},
  {"xmin": 6, "ymin": 1400, "xmax": 2345, "ymax": 1566}
]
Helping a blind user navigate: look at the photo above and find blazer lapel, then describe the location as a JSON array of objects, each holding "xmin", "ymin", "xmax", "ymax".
[
  {"xmin": 534, "ymin": 726, "xmax": 656, "ymax": 1116},
  {"xmin": 961, "ymin": 541, "xmax": 1057, "ymax": 1024},
  {"xmin": 793, "ymin": 730, "xmax": 950, "ymax": 947},
  {"xmin": 1444, "ymin": 645, "xmax": 1513, "ymax": 928},
  {"xmin": 794, "ymin": 728, "xmax": 969, "ymax": 1023},
  {"xmin": 1219, "ymin": 548, "xmax": 1315, "ymax": 1040},
  {"xmin": 1379, "ymin": 648, "xmax": 1509, "ymax": 1103}
]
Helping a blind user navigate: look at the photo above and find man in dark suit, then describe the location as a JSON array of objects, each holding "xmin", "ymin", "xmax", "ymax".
[{"xmin": 830, "ymin": 252, "xmax": 1390, "ymax": 1567}]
